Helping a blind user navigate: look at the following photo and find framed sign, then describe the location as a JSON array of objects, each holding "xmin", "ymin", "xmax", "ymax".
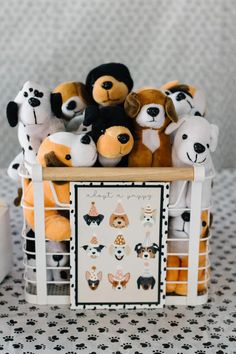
[{"xmin": 70, "ymin": 182, "xmax": 169, "ymax": 309}]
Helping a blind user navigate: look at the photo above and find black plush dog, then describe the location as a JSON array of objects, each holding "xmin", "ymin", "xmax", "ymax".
[
  {"xmin": 85, "ymin": 63, "xmax": 133, "ymax": 107},
  {"xmin": 84, "ymin": 105, "xmax": 134, "ymax": 167}
]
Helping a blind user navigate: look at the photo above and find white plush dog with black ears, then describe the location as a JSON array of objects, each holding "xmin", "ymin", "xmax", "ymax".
[
  {"xmin": 7, "ymin": 81, "xmax": 65, "ymax": 179},
  {"xmin": 166, "ymin": 115, "xmax": 219, "ymax": 216}
]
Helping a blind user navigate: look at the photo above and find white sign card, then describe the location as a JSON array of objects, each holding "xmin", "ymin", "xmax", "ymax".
[{"xmin": 70, "ymin": 182, "xmax": 169, "ymax": 309}]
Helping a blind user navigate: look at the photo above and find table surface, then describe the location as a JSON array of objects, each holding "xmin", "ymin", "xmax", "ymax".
[{"xmin": 0, "ymin": 169, "xmax": 235, "ymax": 354}]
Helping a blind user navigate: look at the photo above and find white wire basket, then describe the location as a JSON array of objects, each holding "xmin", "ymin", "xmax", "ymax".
[{"xmin": 20, "ymin": 162, "xmax": 214, "ymax": 306}]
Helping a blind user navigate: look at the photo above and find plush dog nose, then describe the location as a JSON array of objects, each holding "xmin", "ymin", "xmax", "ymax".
[
  {"xmin": 52, "ymin": 255, "xmax": 63, "ymax": 262},
  {"xmin": 102, "ymin": 81, "xmax": 113, "ymax": 90},
  {"xmin": 147, "ymin": 107, "xmax": 159, "ymax": 117},
  {"xmin": 67, "ymin": 100, "xmax": 76, "ymax": 110},
  {"xmin": 182, "ymin": 211, "xmax": 190, "ymax": 222},
  {"xmin": 80, "ymin": 134, "xmax": 91, "ymax": 145},
  {"xmin": 194, "ymin": 143, "xmax": 205, "ymax": 154},
  {"xmin": 28, "ymin": 97, "xmax": 40, "ymax": 107},
  {"xmin": 176, "ymin": 92, "xmax": 186, "ymax": 101},
  {"xmin": 118, "ymin": 134, "xmax": 130, "ymax": 144}
]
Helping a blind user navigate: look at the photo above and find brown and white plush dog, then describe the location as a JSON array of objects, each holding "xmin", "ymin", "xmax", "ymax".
[
  {"xmin": 108, "ymin": 268, "xmax": 130, "ymax": 291},
  {"xmin": 124, "ymin": 88, "xmax": 178, "ymax": 167},
  {"xmin": 109, "ymin": 201, "xmax": 129, "ymax": 228}
]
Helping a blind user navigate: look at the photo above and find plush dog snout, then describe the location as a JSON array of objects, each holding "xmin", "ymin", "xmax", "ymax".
[
  {"xmin": 117, "ymin": 134, "xmax": 130, "ymax": 144},
  {"xmin": 102, "ymin": 81, "xmax": 113, "ymax": 90},
  {"xmin": 67, "ymin": 100, "xmax": 76, "ymax": 110},
  {"xmin": 80, "ymin": 134, "xmax": 91, "ymax": 145},
  {"xmin": 52, "ymin": 255, "xmax": 63, "ymax": 262},
  {"xmin": 182, "ymin": 211, "xmax": 190, "ymax": 222},
  {"xmin": 176, "ymin": 92, "xmax": 186, "ymax": 101},
  {"xmin": 194, "ymin": 143, "xmax": 205, "ymax": 154},
  {"xmin": 147, "ymin": 107, "xmax": 159, "ymax": 117},
  {"xmin": 28, "ymin": 97, "xmax": 40, "ymax": 107}
]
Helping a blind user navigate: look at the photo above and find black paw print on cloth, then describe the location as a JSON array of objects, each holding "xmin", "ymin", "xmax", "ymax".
[
  {"xmin": 12, "ymin": 343, "xmax": 23, "ymax": 349},
  {"xmin": 116, "ymin": 328, "xmax": 127, "ymax": 334},
  {"xmin": 48, "ymin": 335, "xmax": 59, "ymax": 342},
  {"xmin": 53, "ymin": 345, "xmax": 64, "ymax": 351},
  {"xmin": 119, "ymin": 312, "xmax": 129, "ymax": 318},
  {"xmin": 195, "ymin": 351, "xmax": 206, "ymax": 354},
  {"xmin": 153, "ymin": 351, "xmax": 164, "ymax": 354},
  {"xmin": 129, "ymin": 334, "xmax": 140, "ymax": 340},
  {"xmin": 35, "ymin": 328, "xmax": 45, "ymax": 335},
  {"xmin": 159, "ymin": 327, "xmax": 169, "ymax": 333},
  {"xmin": 47, "ymin": 321, "xmax": 58, "ymax": 327},
  {"xmin": 121, "ymin": 343, "xmax": 132, "ymax": 350},
  {"xmin": 151, "ymin": 334, "xmax": 162, "ymax": 341},
  {"xmin": 169, "ymin": 320, "xmax": 179, "ymax": 327},
  {"xmin": 174, "ymin": 334, "xmax": 185, "ymax": 341},
  {"xmin": 227, "ymin": 335, "xmax": 236, "ymax": 342},
  {"xmin": 129, "ymin": 319, "xmax": 139, "ymax": 325},
  {"xmin": 182, "ymin": 343, "xmax": 192, "ymax": 350},
  {"xmin": 25, "ymin": 335, "xmax": 36, "ymax": 342},
  {"xmin": 88, "ymin": 319, "xmax": 99, "ymax": 325},
  {"xmin": 162, "ymin": 342, "xmax": 174, "ymax": 349},
  {"xmin": 148, "ymin": 318, "xmax": 158, "ymax": 324},
  {"xmin": 68, "ymin": 336, "xmax": 78, "ymax": 342},
  {"xmin": 110, "ymin": 319, "xmax": 120, "ymax": 325},
  {"xmin": 26, "ymin": 318, "xmax": 37, "ymax": 325},
  {"xmin": 217, "ymin": 343, "xmax": 228, "ymax": 349},
  {"xmin": 77, "ymin": 326, "xmax": 87, "ymax": 332},
  {"xmin": 137, "ymin": 326, "xmax": 148, "ymax": 333},
  {"xmin": 140, "ymin": 342, "xmax": 151, "ymax": 348},
  {"xmin": 35, "ymin": 344, "xmax": 46, "ymax": 350},
  {"xmin": 193, "ymin": 334, "xmax": 203, "ymax": 341},
  {"xmin": 87, "ymin": 334, "xmax": 98, "ymax": 341},
  {"xmin": 109, "ymin": 336, "xmax": 120, "ymax": 342},
  {"xmin": 67, "ymin": 319, "xmax": 77, "ymax": 325},
  {"xmin": 76, "ymin": 343, "xmax": 87, "ymax": 350},
  {"xmin": 58, "ymin": 327, "xmax": 69, "ymax": 334},
  {"xmin": 14, "ymin": 327, "xmax": 25, "ymax": 334},
  {"xmin": 7, "ymin": 319, "xmax": 17, "ymax": 326},
  {"xmin": 96, "ymin": 312, "xmax": 107, "ymax": 318},
  {"xmin": 97, "ymin": 344, "xmax": 109, "ymax": 350}
]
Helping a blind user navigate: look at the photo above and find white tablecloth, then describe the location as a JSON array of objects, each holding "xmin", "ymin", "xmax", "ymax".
[{"xmin": 0, "ymin": 169, "xmax": 235, "ymax": 354}]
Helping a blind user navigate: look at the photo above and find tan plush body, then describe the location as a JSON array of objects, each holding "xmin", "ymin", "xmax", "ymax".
[{"xmin": 124, "ymin": 89, "xmax": 178, "ymax": 167}]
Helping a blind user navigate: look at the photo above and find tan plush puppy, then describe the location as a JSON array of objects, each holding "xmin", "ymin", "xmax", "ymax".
[
  {"xmin": 124, "ymin": 89, "xmax": 178, "ymax": 167},
  {"xmin": 53, "ymin": 82, "xmax": 93, "ymax": 127},
  {"xmin": 23, "ymin": 132, "xmax": 97, "ymax": 241}
]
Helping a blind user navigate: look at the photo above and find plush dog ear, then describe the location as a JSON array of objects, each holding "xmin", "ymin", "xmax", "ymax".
[
  {"xmin": 44, "ymin": 151, "xmax": 68, "ymax": 167},
  {"xmin": 209, "ymin": 124, "xmax": 219, "ymax": 152},
  {"xmin": 124, "ymin": 92, "xmax": 141, "ymax": 118},
  {"xmin": 165, "ymin": 96, "xmax": 178, "ymax": 122},
  {"xmin": 6, "ymin": 101, "xmax": 19, "ymax": 127},
  {"xmin": 50, "ymin": 92, "xmax": 62, "ymax": 118},
  {"xmin": 83, "ymin": 105, "xmax": 100, "ymax": 127},
  {"xmin": 76, "ymin": 83, "xmax": 94, "ymax": 105},
  {"xmin": 165, "ymin": 116, "xmax": 187, "ymax": 135}
]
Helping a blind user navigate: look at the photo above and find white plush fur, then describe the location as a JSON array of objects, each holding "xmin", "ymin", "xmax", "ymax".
[
  {"xmin": 7, "ymin": 81, "xmax": 65, "ymax": 180},
  {"xmin": 166, "ymin": 116, "xmax": 219, "ymax": 216},
  {"xmin": 136, "ymin": 103, "xmax": 165, "ymax": 129}
]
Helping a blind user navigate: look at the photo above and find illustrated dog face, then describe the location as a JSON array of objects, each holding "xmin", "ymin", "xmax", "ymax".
[
  {"xmin": 37, "ymin": 132, "xmax": 97, "ymax": 168},
  {"xmin": 109, "ymin": 214, "xmax": 129, "ymax": 228},
  {"xmin": 134, "ymin": 243, "xmax": 159, "ymax": 259},
  {"xmin": 161, "ymin": 81, "xmax": 206, "ymax": 117},
  {"xmin": 85, "ymin": 269, "xmax": 102, "ymax": 290},
  {"xmin": 85, "ymin": 63, "xmax": 133, "ymax": 106},
  {"xmin": 6, "ymin": 81, "xmax": 62, "ymax": 128},
  {"xmin": 83, "ymin": 214, "xmax": 104, "ymax": 226},
  {"xmin": 166, "ymin": 116, "xmax": 219, "ymax": 165},
  {"xmin": 137, "ymin": 276, "xmax": 156, "ymax": 290},
  {"xmin": 141, "ymin": 208, "xmax": 156, "ymax": 226},
  {"xmin": 109, "ymin": 244, "xmax": 131, "ymax": 261},
  {"xmin": 124, "ymin": 89, "xmax": 178, "ymax": 129},
  {"xmin": 108, "ymin": 272, "xmax": 130, "ymax": 291},
  {"xmin": 82, "ymin": 244, "xmax": 105, "ymax": 259},
  {"xmin": 53, "ymin": 81, "xmax": 92, "ymax": 120}
]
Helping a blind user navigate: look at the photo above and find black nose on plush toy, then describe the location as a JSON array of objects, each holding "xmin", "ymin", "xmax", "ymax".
[
  {"xmin": 176, "ymin": 92, "xmax": 186, "ymax": 101},
  {"xmin": 102, "ymin": 81, "xmax": 113, "ymax": 90},
  {"xmin": 53, "ymin": 255, "xmax": 63, "ymax": 262},
  {"xmin": 80, "ymin": 135, "xmax": 91, "ymax": 145},
  {"xmin": 67, "ymin": 100, "xmax": 76, "ymax": 110},
  {"xmin": 147, "ymin": 107, "xmax": 159, "ymax": 117},
  {"xmin": 118, "ymin": 134, "xmax": 130, "ymax": 144},
  {"xmin": 194, "ymin": 143, "xmax": 205, "ymax": 154},
  {"xmin": 28, "ymin": 97, "xmax": 40, "ymax": 107},
  {"xmin": 182, "ymin": 211, "xmax": 190, "ymax": 222}
]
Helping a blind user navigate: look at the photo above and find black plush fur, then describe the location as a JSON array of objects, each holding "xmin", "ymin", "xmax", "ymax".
[{"xmin": 85, "ymin": 62, "xmax": 133, "ymax": 95}]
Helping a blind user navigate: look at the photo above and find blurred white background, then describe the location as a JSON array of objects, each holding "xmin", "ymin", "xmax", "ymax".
[{"xmin": 0, "ymin": 0, "xmax": 235, "ymax": 169}]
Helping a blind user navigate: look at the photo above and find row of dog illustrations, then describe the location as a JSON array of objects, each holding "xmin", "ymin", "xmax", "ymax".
[
  {"xmin": 82, "ymin": 232, "xmax": 159, "ymax": 261},
  {"xmin": 86, "ymin": 264, "xmax": 156, "ymax": 292},
  {"xmin": 83, "ymin": 201, "xmax": 157, "ymax": 228}
]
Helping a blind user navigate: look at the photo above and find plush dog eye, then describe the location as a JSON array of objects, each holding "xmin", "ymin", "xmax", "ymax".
[
  {"xmin": 202, "ymin": 221, "xmax": 207, "ymax": 227},
  {"xmin": 34, "ymin": 90, "xmax": 44, "ymax": 98},
  {"xmin": 176, "ymin": 92, "xmax": 186, "ymax": 101},
  {"xmin": 65, "ymin": 154, "xmax": 71, "ymax": 160},
  {"xmin": 182, "ymin": 134, "xmax": 188, "ymax": 140},
  {"xmin": 23, "ymin": 92, "xmax": 28, "ymax": 97},
  {"xmin": 165, "ymin": 91, "xmax": 170, "ymax": 96},
  {"xmin": 207, "ymin": 144, "xmax": 209, "ymax": 148}
]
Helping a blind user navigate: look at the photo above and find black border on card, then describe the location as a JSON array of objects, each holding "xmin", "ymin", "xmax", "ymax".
[{"xmin": 73, "ymin": 182, "xmax": 165, "ymax": 308}]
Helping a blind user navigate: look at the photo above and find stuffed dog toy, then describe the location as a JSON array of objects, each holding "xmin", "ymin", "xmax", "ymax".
[
  {"xmin": 134, "ymin": 232, "xmax": 159, "ymax": 259},
  {"xmin": 161, "ymin": 81, "xmax": 206, "ymax": 117},
  {"xmin": 85, "ymin": 63, "xmax": 133, "ymax": 107},
  {"xmin": 109, "ymin": 201, "xmax": 129, "ymax": 228},
  {"xmin": 137, "ymin": 262, "xmax": 156, "ymax": 290},
  {"xmin": 82, "ymin": 235, "xmax": 105, "ymax": 258},
  {"xmin": 166, "ymin": 210, "xmax": 209, "ymax": 295},
  {"xmin": 25, "ymin": 229, "xmax": 69, "ymax": 282},
  {"xmin": 84, "ymin": 105, "xmax": 134, "ymax": 166},
  {"xmin": 109, "ymin": 234, "xmax": 131, "ymax": 261},
  {"xmin": 166, "ymin": 116, "xmax": 219, "ymax": 215},
  {"xmin": 23, "ymin": 132, "xmax": 97, "ymax": 241},
  {"xmin": 86, "ymin": 266, "xmax": 102, "ymax": 290},
  {"xmin": 6, "ymin": 81, "xmax": 64, "ymax": 168},
  {"xmin": 108, "ymin": 268, "xmax": 130, "ymax": 291},
  {"xmin": 124, "ymin": 88, "xmax": 178, "ymax": 167},
  {"xmin": 53, "ymin": 81, "xmax": 93, "ymax": 131}
]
